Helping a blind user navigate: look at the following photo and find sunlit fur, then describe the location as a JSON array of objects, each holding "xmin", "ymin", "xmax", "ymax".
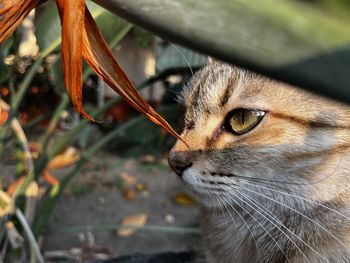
[{"xmin": 168, "ymin": 61, "xmax": 350, "ymax": 263}]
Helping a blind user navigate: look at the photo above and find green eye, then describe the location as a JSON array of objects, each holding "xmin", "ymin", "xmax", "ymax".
[{"xmin": 226, "ymin": 109, "xmax": 265, "ymax": 135}]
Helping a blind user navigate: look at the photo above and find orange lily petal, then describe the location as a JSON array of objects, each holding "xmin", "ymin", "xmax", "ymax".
[
  {"xmin": 82, "ymin": 6, "xmax": 182, "ymax": 140},
  {"xmin": 1, "ymin": 0, "xmax": 182, "ymax": 141},
  {"xmin": 0, "ymin": 0, "xmax": 39, "ymax": 44},
  {"xmin": 56, "ymin": 0, "xmax": 93, "ymax": 120}
]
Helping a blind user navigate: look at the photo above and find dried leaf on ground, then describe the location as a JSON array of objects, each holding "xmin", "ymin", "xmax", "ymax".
[
  {"xmin": 119, "ymin": 172, "xmax": 136, "ymax": 186},
  {"xmin": 139, "ymin": 155, "xmax": 157, "ymax": 164},
  {"xmin": 118, "ymin": 213, "xmax": 148, "ymax": 237},
  {"xmin": 173, "ymin": 192, "xmax": 196, "ymax": 206},
  {"xmin": 122, "ymin": 188, "xmax": 135, "ymax": 201},
  {"xmin": 135, "ymin": 183, "xmax": 147, "ymax": 192}
]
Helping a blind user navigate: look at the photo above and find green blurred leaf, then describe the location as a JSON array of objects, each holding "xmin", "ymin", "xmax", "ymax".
[
  {"xmin": 156, "ymin": 44, "xmax": 207, "ymax": 73},
  {"xmin": 87, "ymin": 1, "xmax": 129, "ymax": 43},
  {"xmin": 35, "ymin": 1, "xmax": 61, "ymax": 54},
  {"xmin": 35, "ymin": 0, "xmax": 129, "ymax": 53},
  {"xmin": 37, "ymin": 0, "xmax": 130, "ymax": 94},
  {"xmin": 0, "ymin": 36, "xmax": 14, "ymax": 84},
  {"xmin": 50, "ymin": 55, "xmax": 65, "ymax": 94}
]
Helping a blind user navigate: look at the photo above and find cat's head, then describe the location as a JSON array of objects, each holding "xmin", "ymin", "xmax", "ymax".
[{"xmin": 168, "ymin": 62, "xmax": 350, "ymax": 208}]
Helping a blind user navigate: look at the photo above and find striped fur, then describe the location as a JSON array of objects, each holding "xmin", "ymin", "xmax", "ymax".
[{"xmin": 169, "ymin": 61, "xmax": 350, "ymax": 263}]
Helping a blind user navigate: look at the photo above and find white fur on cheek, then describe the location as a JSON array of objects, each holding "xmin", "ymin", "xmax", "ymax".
[
  {"xmin": 182, "ymin": 167, "xmax": 201, "ymax": 189},
  {"xmin": 181, "ymin": 168, "xmax": 226, "ymax": 207}
]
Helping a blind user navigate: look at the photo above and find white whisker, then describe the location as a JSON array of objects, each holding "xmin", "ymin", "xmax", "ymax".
[
  {"xmin": 236, "ymin": 189, "xmax": 324, "ymax": 261},
  {"xmin": 226, "ymin": 192, "xmax": 303, "ymax": 263},
  {"xmin": 241, "ymin": 180, "xmax": 350, "ymax": 222},
  {"xmin": 218, "ymin": 193, "xmax": 262, "ymax": 261},
  {"xmin": 170, "ymin": 43, "xmax": 194, "ymax": 77},
  {"xmin": 242, "ymin": 186, "xmax": 349, "ymax": 251}
]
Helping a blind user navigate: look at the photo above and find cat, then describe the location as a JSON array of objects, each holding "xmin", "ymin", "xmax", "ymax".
[{"xmin": 168, "ymin": 61, "xmax": 350, "ymax": 263}]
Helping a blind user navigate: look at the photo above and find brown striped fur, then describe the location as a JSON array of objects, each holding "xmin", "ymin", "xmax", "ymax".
[{"xmin": 168, "ymin": 61, "xmax": 350, "ymax": 263}]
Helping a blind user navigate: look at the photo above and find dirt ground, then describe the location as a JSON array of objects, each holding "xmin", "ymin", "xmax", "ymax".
[{"xmin": 42, "ymin": 152, "xmax": 201, "ymax": 262}]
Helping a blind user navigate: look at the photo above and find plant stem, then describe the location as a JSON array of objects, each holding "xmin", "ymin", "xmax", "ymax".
[
  {"xmin": 13, "ymin": 23, "xmax": 135, "ymax": 203},
  {"xmin": 32, "ymin": 115, "xmax": 142, "ymax": 235},
  {"xmin": 11, "ymin": 59, "xmax": 43, "ymax": 116},
  {"xmin": 51, "ymin": 224, "xmax": 201, "ymax": 235},
  {"xmin": 39, "ymin": 95, "xmax": 69, "ymax": 152},
  {"xmin": 15, "ymin": 209, "xmax": 45, "ymax": 263},
  {"xmin": 0, "ymin": 59, "xmax": 43, "ymax": 152}
]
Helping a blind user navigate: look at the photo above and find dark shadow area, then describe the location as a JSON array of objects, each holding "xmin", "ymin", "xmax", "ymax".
[{"xmin": 95, "ymin": 251, "xmax": 196, "ymax": 263}]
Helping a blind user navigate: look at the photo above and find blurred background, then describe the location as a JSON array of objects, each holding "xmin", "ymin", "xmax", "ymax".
[
  {"xmin": 1, "ymin": 0, "xmax": 349, "ymax": 262},
  {"xmin": 0, "ymin": 1, "xmax": 206, "ymax": 262}
]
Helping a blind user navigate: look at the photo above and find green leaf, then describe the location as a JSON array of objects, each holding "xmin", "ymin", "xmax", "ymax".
[
  {"xmin": 35, "ymin": 1, "xmax": 61, "ymax": 54},
  {"xmin": 87, "ymin": 1, "xmax": 129, "ymax": 43},
  {"xmin": 156, "ymin": 44, "xmax": 207, "ymax": 73},
  {"xmin": 0, "ymin": 36, "xmax": 14, "ymax": 83}
]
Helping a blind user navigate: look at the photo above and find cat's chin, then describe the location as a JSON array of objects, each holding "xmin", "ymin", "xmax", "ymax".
[
  {"xmin": 193, "ymin": 193, "xmax": 227, "ymax": 208},
  {"xmin": 181, "ymin": 169, "xmax": 228, "ymax": 208}
]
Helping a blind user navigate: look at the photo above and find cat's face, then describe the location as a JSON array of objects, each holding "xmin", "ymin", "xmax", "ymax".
[{"xmin": 168, "ymin": 62, "xmax": 350, "ymax": 208}]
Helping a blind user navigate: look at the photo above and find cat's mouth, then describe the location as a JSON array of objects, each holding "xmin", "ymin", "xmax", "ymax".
[{"xmin": 181, "ymin": 168, "xmax": 237, "ymax": 206}]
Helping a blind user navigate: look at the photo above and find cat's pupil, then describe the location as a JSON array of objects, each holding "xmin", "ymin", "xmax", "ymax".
[
  {"xmin": 241, "ymin": 111, "xmax": 245, "ymax": 125},
  {"xmin": 227, "ymin": 109, "xmax": 265, "ymax": 135}
]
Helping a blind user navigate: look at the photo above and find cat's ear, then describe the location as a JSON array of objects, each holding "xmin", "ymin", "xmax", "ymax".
[
  {"xmin": 207, "ymin": 56, "xmax": 221, "ymax": 65},
  {"xmin": 207, "ymin": 56, "xmax": 215, "ymax": 64}
]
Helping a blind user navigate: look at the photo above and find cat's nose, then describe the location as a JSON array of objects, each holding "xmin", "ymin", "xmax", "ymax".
[{"xmin": 168, "ymin": 151, "xmax": 192, "ymax": 177}]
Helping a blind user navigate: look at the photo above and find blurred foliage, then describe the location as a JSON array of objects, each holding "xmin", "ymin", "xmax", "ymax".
[
  {"xmin": 304, "ymin": 0, "xmax": 350, "ymax": 12},
  {"xmin": 132, "ymin": 27, "xmax": 154, "ymax": 47},
  {"xmin": 0, "ymin": 1, "xmax": 136, "ymax": 261},
  {"xmin": 0, "ymin": 0, "xmax": 207, "ymax": 261},
  {"xmin": 100, "ymin": 43, "xmax": 207, "ymax": 156}
]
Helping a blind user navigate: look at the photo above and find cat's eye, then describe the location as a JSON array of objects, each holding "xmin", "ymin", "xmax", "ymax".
[{"xmin": 225, "ymin": 109, "xmax": 265, "ymax": 135}]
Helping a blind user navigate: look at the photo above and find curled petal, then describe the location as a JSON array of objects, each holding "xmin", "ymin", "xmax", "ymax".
[
  {"xmin": 57, "ymin": 0, "xmax": 93, "ymax": 120},
  {"xmin": 0, "ymin": 0, "xmax": 40, "ymax": 44},
  {"xmin": 82, "ymin": 6, "xmax": 182, "ymax": 140}
]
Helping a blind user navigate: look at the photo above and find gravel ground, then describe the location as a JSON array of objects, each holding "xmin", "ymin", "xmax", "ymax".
[{"xmin": 42, "ymin": 153, "xmax": 201, "ymax": 262}]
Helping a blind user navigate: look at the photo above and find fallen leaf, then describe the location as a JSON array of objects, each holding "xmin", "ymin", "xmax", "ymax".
[
  {"xmin": 173, "ymin": 192, "xmax": 196, "ymax": 206},
  {"xmin": 122, "ymin": 188, "xmax": 135, "ymax": 201},
  {"xmin": 120, "ymin": 172, "xmax": 136, "ymax": 186},
  {"xmin": 139, "ymin": 155, "xmax": 156, "ymax": 164},
  {"xmin": 118, "ymin": 213, "xmax": 148, "ymax": 237},
  {"xmin": 135, "ymin": 183, "xmax": 147, "ymax": 192}
]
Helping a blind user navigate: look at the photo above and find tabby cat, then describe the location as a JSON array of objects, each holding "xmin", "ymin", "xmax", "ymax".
[{"xmin": 168, "ymin": 61, "xmax": 350, "ymax": 263}]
